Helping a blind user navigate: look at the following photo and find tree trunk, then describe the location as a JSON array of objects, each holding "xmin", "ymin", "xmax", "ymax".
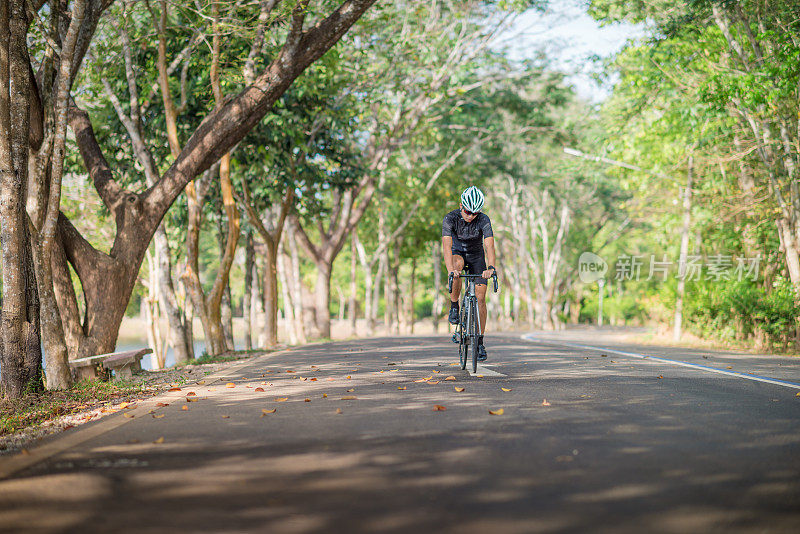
[
  {"xmin": 409, "ymin": 257, "xmax": 415, "ymax": 334},
  {"xmin": 182, "ymin": 165, "xmax": 234, "ymax": 357},
  {"xmin": 218, "ymin": 228, "xmax": 235, "ymax": 351},
  {"xmin": 262, "ymin": 240, "xmax": 279, "ymax": 347},
  {"xmin": 243, "ymin": 231, "xmax": 254, "ymax": 350},
  {"xmin": 314, "ymin": 263, "xmax": 332, "ymax": 339},
  {"xmin": 349, "ymin": 232, "xmax": 358, "ymax": 335},
  {"xmin": 391, "ymin": 241, "xmax": 401, "ymax": 334},
  {"xmin": 144, "ymin": 250, "xmax": 166, "ymax": 369},
  {"xmin": 277, "ymin": 245, "xmax": 297, "ymax": 344},
  {"xmin": 1, "ymin": 0, "xmax": 44, "ymax": 396},
  {"xmin": 155, "ymin": 226, "xmax": 193, "ymax": 363},
  {"xmin": 253, "ymin": 251, "xmax": 267, "ymax": 347},
  {"xmin": 432, "ymin": 243, "xmax": 441, "ymax": 333},
  {"xmin": 286, "ymin": 228, "xmax": 311, "ymax": 341},
  {"xmin": 674, "ymin": 157, "xmax": 693, "ymax": 342}
]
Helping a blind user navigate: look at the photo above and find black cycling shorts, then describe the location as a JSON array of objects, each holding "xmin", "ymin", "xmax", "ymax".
[{"xmin": 452, "ymin": 250, "xmax": 487, "ymax": 285}]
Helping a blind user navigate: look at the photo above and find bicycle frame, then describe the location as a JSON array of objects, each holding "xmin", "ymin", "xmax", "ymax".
[{"xmin": 449, "ymin": 272, "xmax": 498, "ymax": 373}]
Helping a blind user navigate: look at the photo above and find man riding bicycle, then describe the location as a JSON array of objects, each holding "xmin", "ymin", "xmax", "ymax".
[{"xmin": 442, "ymin": 186, "xmax": 497, "ymax": 361}]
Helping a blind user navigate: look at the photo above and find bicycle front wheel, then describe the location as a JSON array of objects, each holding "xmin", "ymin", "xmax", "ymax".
[
  {"xmin": 459, "ymin": 302, "xmax": 468, "ymax": 369},
  {"xmin": 470, "ymin": 299, "xmax": 479, "ymax": 374}
]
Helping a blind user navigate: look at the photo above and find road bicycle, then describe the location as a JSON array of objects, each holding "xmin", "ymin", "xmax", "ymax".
[{"xmin": 448, "ymin": 271, "xmax": 498, "ymax": 374}]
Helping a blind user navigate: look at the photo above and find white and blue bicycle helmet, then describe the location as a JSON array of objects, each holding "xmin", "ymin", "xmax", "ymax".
[{"xmin": 460, "ymin": 186, "xmax": 484, "ymax": 213}]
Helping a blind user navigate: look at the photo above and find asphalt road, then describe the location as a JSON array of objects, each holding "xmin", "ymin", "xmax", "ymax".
[{"xmin": 2, "ymin": 329, "xmax": 800, "ymax": 534}]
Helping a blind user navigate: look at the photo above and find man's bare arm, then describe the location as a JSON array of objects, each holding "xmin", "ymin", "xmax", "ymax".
[
  {"xmin": 482, "ymin": 236, "xmax": 497, "ymax": 278},
  {"xmin": 442, "ymin": 236, "xmax": 456, "ymax": 274}
]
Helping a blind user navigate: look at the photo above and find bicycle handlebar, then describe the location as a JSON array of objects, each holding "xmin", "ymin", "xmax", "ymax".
[{"xmin": 448, "ymin": 272, "xmax": 499, "ymax": 293}]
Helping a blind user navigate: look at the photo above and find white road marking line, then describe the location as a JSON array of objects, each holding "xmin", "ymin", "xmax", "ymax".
[
  {"xmin": 468, "ymin": 365, "xmax": 505, "ymax": 377},
  {"xmin": 521, "ymin": 334, "xmax": 800, "ymax": 391}
]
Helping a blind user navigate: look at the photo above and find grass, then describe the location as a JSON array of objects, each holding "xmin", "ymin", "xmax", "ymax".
[
  {"xmin": 0, "ymin": 379, "xmax": 148, "ymax": 437},
  {"xmin": 182, "ymin": 352, "xmax": 248, "ymax": 366}
]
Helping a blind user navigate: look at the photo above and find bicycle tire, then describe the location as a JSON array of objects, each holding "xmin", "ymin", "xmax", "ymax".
[
  {"xmin": 470, "ymin": 298, "xmax": 479, "ymax": 374},
  {"xmin": 459, "ymin": 298, "xmax": 468, "ymax": 369}
]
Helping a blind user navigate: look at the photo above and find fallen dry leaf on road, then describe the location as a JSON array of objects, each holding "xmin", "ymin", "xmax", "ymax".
[
  {"xmin": 450, "ymin": 363, "xmax": 459, "ymax": 366},
  {"xmin": 153, "ymin": 437, "xmax": 165, "ymax": 444},
  {"xmin": 118, "ymin": 402, "xmax": 130, "ymax": 409},
  {"xmin": 226, "ymin": 383, "xmax": 236, "ymax": 388},
  {"xmin": 476, "ymin": 374, "xmax": 484, "ymax": 378},
  {"xmin": 428, "ymin": 381, "xmax": 440, "ymax": 385},
  {"xmin": 433, "ymin": 405, "xmax": 447, "ymax": 411},
  {"xmin": 286, "ymin": 370, "xmax": 294, "ymax": 373},
  {"xmin": 424, "ymin": 376, "xmax": 433, "ymax": 380},
  {"xmin": 346, "ymin": 388, "xmax": 355, "ymax": 392},
  {"xmin": 275, "ymin": 397, "xmax": 288, "ymax": 402},
  {"xmin": 341, "ymin": 396, "xmax": 357, "ymax": 400},
  {"xmin": 302, "ymin": 377, "xmax": 308, "ymax": 381},
  {"xmin": 221, "ymin": 415, "xmax": 230, "ymax": 419},
  {"xmin": 124, "ymin": 413, "xmax": 135, "ymax": 418},
  {"xmin": 186, "ymin": 397, "xmax": 199, "ymax": 402},
  {"xmin": 455, "ymin": 387, "xmax": 465, "ymax": 392},
  {"xmin": 304, "ymin": 398, "xmax": 311, "ymax": 402},
  {"xmin": 488, "ymin": 408, "xmax": 504, "ymax": 415},
  {"xmin": 310, "ymin": 378, "xmax": 317, "ymax": 381},
  {"xmin": 322, "ymin": 393, "xmax": 328, "ymax": 398},
  {"xmin": 445, "ymin": 376, "xmax": 456, "ymax": 381},
  {"xmin": 168, "ymin": 387, "xmax": 181, "ymax": 392},
  {"xmin": 433, "ymin": 370, "xmax": 441, "ymax": 374},
  {"xmin": 336, "ymin": 408, "xmax": 343, "ymax": 414},
  {"xmin": 261, "ymin": 409, "xmax": 276, "ymax": 417},
  {"xmin": 542, "ymin": 399, "xmax": 551, "ymax": 406},
  {"xmin": 255, "ymin": 387, "xmax": 264, "ymax": 392},
  {"xmin": 658, "ymin": 375, "xmax": 664, "ymax": 379},
  {"xmin": 197, "ymin": 380, "xmax": 206, "ymax": 385},
  {"xmin": 414, "ymin": 379, "xmax": 427, "ymax": 383},
  {"xmin": 181, "ymin": 405, "xmax": 189, "ymax": 411},
  {"xmin": 796, "ymin": 392, "xmax": 800, "ymax": 397},
  {"xmin": 397, "ymin": 386, "xmax": 407, "ymax": 390},
  {"xmin": 501, "ymin": 388, "xmax": 512, "ymax": 392},
  {"xmin": 726, "ymin": 366, "xmax": 733, "ymax": 369},
  {"xmin": 186, "ymin": 392, "xmax": 197, "ymax": 397},
  {"xmin": 156, "ymin": 402, "xmax": 169, "ymax": 407},
  {"xmin": 153, "ymin": 414, "xmax": 165, "ymax": 419},
  {"xmin": 346, "ymin": 375, "xmax": 352, "ymax": 379}
]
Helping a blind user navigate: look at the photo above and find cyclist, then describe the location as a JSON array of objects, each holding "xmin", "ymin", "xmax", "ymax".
[{"xmin": 442, "ymin": 186, "xmax": 497, "ymax": 361}]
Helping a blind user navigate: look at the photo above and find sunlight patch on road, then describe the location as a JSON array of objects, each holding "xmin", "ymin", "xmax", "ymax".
[{"xmin": 468, "ymin": 365, "xmax": 505, "ymax": 377}]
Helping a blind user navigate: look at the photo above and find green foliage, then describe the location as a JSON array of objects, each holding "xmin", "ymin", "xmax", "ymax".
[{"xmin": 683, "ymin": 276, "xmax": 800, "ymax": 348}]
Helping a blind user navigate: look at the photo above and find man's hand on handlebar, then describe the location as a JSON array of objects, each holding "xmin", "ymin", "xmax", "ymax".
[{"xmin": 481, "ymin": 267, "xmax": 497, "ymax": 280}]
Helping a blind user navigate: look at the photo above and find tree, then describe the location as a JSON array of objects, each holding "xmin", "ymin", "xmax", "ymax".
[
  {"xmin": 1, "ymin": 0, "xmax": 45, "ymax": 397},
  {"xmin": 26, "ymin": 0, "xmax": 377, "ymax": 363}
]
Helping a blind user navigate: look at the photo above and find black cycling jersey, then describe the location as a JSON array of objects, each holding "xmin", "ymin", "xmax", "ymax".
[{"xmin": 442, "ymin": 209, "xmax": 493, "ymax": 253}]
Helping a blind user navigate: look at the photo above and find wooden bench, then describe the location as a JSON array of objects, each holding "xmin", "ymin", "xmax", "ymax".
[{"xmin": 69, "ymin": 348, "xmax": 152, "ymax": 380}]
